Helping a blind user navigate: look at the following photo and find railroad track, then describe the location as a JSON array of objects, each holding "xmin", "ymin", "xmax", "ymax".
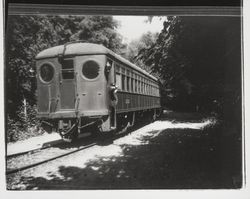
[
  {"xmin": 7, "ymin": 143, "xmax": 60, "ymax": 159},
  {"xmin": 6, "ymin": 141, "xmax": 97, "ymax": 175},
  {"xmin": 6, "ymin": 132, "xmax": 92, "ymax": 159},
  {"xmin": 6, "ymin": 126, "xmax": 131, "ymax": 175}
]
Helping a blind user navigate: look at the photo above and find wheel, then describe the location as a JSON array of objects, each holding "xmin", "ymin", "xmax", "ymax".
[
  {"xmin": 90, "ymin": 125, "xmax": 101, "ymax": 138},
  {"xmin": 151, "ymin": 110, "xmax": 157, "ymax": 122},
  {"xmin": 59, "ymin": 122, "xmax": 79, "ymax": 142}
]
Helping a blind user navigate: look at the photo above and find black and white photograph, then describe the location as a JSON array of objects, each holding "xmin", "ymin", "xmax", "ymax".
[{"xmin": 2, "ymin": 0, "xmax": 248, "ymax": 195}]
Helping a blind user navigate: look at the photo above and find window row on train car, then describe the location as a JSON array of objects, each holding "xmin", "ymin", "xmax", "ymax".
[{"xmin": 113, "ymin": 61, "xmax": 160, "ymax": 97}]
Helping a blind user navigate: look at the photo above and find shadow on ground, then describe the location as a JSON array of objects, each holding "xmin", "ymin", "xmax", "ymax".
[{"xmin": 10, "ymin": 113, "xmax": 242, "ymax": 190}]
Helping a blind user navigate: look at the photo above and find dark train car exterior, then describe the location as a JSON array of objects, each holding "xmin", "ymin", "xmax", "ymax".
[{"xmin": 36, "ymin": 42, "xmax": 160, "ymax": 141}]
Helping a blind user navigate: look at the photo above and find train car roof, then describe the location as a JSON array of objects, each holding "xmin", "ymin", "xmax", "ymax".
[{"xmin": 36, "ymin": 42, "xmax": 158, "ymax": 81}]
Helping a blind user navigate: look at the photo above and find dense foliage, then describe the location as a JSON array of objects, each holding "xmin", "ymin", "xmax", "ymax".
[
  {"xmin": 125, "ymin": 31, "xmax": 158, "ymax": 72},
  {"xmin": 5, "ymin": 15, "xmax": 125, "ymax": 142},
  {"xmin": 136, "ymin": 16, "xmax": 241, "ymax": 123}
]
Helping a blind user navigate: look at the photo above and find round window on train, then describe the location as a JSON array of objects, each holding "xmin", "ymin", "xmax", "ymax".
[
  {"xmin": 82, "ymin": 60, "xmax": 100, "ymax": 79},
  {"xmin": 40, "ymin": 64, "xmax": 54, "ymax": 83}
]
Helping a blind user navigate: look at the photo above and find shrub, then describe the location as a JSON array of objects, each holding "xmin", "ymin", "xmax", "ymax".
[{"xmin": 6, "ymin": 102, "xmax": 44, "ymax": 143}]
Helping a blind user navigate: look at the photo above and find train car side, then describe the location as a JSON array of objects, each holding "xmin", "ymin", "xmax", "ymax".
[{"xmin": 105, "ymin": 54, "xmax": 161, "ymax": 128}]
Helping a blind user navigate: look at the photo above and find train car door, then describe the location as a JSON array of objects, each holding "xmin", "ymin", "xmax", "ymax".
[
  {"xmin": 77, "ymin": 55, "xmax": 107, "ymax": 115},
  {"xmin": 106, "ymin": 58, "xmax": 116, "ymax": 128},
  {"xmin": 59, "ymin": 59, "xmax": 76, "ymax": 110}
]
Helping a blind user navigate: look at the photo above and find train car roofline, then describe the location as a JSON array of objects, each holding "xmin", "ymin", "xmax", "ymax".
[{"xmin": 35, "ymin": 42, "xmax": 158, "ymax": 81}]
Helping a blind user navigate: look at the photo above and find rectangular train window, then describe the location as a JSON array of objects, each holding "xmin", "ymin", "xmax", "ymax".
[
  {"xmin": 127, "ymin": 69, "xmax": 130, "ymax": 76},
  {"xmin": 61, "ymin": 59, "xmax": 74, "ymax": 79},
  {"xmin": 116, "ymin": 64, "xmax": 120, "ymax": 73},
  {"xmin": 116, "ymin": 73, "xmax": 121, "ymax": 90},
  {"xmin": 141, "ymin": 81, "xmax": 143, "ymax": 93},
  {"xmin": 131, "ymin": 77, "xmax": 134, "ymax": 92},
  {"xmin": 135, "ymin": 79, "xmax": 137, "ymax": 92},
  {"xmin": 142, "ymin": 80, "xmax": 145, "ymax": 94},
  {"xmin": 137, "ymin": 76, "xmax": 140, "ymax": 93},
  {"xmin": 127, "ymin": 76, "xmax": 130, "ymax": 91},
  {"xmin": 142, "ymin": 79, "xmax": 144, "ymax": 93},
  {"xmin": 115, "ymin": 64, "xmax": 121, "ymax": 90},
  {"xmin": 138, "ymin": 80, "xmax": 141, "ymax": 93},
  {"xmin": 122, "ymin": 74, "xmax": 125, "ymax": 91},
  {"xmin": 121, "ymin": 67, "xmax": 125, "ymax": 74}
]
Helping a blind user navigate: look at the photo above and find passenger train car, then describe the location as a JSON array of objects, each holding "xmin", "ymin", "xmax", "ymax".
[{"xmin": 36, "ymin": 42, "xmax": 161, "ymax": 141}]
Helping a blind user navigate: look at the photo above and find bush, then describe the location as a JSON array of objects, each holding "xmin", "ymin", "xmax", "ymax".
[{"xmin": 6, "ymin": 102, "xmax": 44, "ymax": 143}]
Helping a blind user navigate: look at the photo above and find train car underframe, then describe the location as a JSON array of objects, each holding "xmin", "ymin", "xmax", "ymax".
[{"xmin": 40, "ymin": 108, "xmax": 161, "ymax": 142}]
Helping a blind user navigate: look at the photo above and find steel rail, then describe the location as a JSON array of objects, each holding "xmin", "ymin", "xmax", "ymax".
[
  {"xmin": 7, "ymin": 146, "xmax": 51, "ymax": 159},
  {"xmin": 6, "ymin": 142, "xmax": 97, "ymax": 175},
  {"xmin": 6, "ymin": 120, "xmax": 138, "ymax": 175},
  {"xmin": 6, "ymin": 137, "xmax": 67, "ymax": 159},
  {"xmin": 7, "ymin": 127, "xmax": 93, "ymax": 159}
]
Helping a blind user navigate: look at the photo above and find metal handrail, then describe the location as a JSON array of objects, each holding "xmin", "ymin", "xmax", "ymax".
[{"xmin": 58, "ymin": 40, "xmax": 89, "ymax": 63}]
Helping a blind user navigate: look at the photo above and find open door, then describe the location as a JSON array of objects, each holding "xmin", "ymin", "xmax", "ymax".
[
  {"xmin": 106, "ymin": 58, "xmax": 117, "ymax": 129},
  {"xmin": 59, "ymin": 59, "xmax": 76, "ymax": 110}
]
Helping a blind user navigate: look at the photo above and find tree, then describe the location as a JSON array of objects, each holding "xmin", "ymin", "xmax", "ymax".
[
  {"xmin": 5, "ymin": 15, "xmax": 125, "ymax": 133},
  {"xmin": 125, "ymin": 31, "xmax": 158, "ymax": 72},
  {"xmin": 70, "ymin": 16, "xmax": 126, "ymax": 54},
  {"xmin": 136, "ymin": 16, "xmax": 241, "ymax": 116}
]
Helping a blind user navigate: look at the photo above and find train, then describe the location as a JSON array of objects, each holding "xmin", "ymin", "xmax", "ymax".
[{"xmin": 36, "ymin": 41, "xmax": 161, "ymax": 141}]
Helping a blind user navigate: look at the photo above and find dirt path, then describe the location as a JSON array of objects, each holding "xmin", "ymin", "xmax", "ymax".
[{"xmin": 7, "ymin": 113, "xmax": 242, "ymax": 190}]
